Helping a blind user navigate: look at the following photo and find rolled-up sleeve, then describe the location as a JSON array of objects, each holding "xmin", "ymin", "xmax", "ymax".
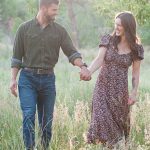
[
  {"xmin": 11, "ymin": 24, "xmax": 25, "ymax": 69},
  {"xmin": 61, "ymin": 28, "xmax": 82, "ymax": 65}
]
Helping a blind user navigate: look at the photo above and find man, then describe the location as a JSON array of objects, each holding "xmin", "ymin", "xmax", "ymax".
[{"xmin": 10, "ymin": 0, "xmax": 91, "ymax": 149}]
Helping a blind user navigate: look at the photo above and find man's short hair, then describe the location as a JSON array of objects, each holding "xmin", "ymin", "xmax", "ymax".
[{"xmin": 39, "ymin": 0, "xmax": 59, "ymax": 7}]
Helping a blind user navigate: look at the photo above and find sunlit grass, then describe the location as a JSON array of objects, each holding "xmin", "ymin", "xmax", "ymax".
[{"xmin": 0, "ymin": 44, "xmax": 150, "ymax": 150}]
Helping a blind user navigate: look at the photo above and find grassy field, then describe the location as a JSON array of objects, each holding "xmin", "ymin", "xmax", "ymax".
[{"xmin": 0, "ymin": 43, "xmax": 150, "ymax": 150}]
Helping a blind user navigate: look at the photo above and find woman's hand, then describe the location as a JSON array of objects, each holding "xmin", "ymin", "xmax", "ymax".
[
  {"xmin": 79, "ymin": 67, "xmax": 91, "ymax": 81},
  {"xmin": 128, "ymin": 93, "xmax": 137, "ymax": 106}
]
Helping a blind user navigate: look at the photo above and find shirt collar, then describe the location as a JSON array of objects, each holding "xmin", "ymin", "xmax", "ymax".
[{"xmin": 33, "ymin": 16, "xmax": 53, "ymax": 28}]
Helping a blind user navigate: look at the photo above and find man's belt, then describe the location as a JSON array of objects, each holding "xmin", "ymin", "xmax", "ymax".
[{"xmin": 23, "ymin": 67, "xmax": 54, "ymax": 75}]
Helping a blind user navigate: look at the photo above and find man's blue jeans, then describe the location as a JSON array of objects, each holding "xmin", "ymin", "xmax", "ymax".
[{"xmin": 18, "ymin": 69, "xmax": 56, "ymax": 150}]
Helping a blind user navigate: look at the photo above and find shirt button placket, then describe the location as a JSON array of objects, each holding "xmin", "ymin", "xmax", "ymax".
[{"xmin": 41, "ymin": 31, "xmax": 45, "ymax": 69}]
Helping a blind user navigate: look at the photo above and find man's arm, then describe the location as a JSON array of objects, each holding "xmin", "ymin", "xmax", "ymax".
[
  {"xmin": 60, "ymin": 28, "xmax": 91, "ymax": 80},
  {"xmin": 10, "ymin": 23, "xmax": 25, "ymax": 97},
  {"xmin": 10, "ymin": 68, "xmax": 19, "ymax": 97}
]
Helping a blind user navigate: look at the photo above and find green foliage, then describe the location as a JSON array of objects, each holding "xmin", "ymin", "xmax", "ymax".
[
  {"xmin": 0, "ymin": 0, "xmax": 26, "ymax": 21},
  {"xmin": 0, "ymin": 0, "xmax": 149, "ymax": 47},
  {"xmin": 57, "ymin": 0, "xmax": 110, "ymax": 48},
  {"xmin": 139, "ymin": 24, "xmax": 150, "ymax": 45},
  {"xmin": 93, "ymin": 0, "xmax": 150, "ymax": 26},
  {"xmin": 25, "ymin": 0, "xmax": 38, "ymax": 18},
  {"xmin": 93, "ymin": 0, "xmax": 150, "ymax": 45}
]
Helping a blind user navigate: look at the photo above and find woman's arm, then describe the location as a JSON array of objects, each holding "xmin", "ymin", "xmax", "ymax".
[
  {"xmin": 128, "ymin": 60, "xmax": 141, "ymax": 105},
  {"xmin": 88, "ymin": 47, "xmax": 107, "ymax": 75}
]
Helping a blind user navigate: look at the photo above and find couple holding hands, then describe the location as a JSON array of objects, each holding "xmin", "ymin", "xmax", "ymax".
[{"xmin": 10, "ymin": 0, "xmax": 144, "ymax": 149}]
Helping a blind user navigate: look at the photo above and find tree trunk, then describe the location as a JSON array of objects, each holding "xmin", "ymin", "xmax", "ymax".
[
  {"xmin": 65, "ymin": 0, "xmax": 79, "ymax": 48},
  {"xmin": 7, "ymin": 17, "xmax": 14, "ymax": 44}
]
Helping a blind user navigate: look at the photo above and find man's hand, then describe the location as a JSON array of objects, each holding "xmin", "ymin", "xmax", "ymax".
[
  {"xmin": 79, "ymin": 67, "xmax": 91, "ymax": 81},
  {"xmin": 10, "ymin": 79, "xmax": 18, "ymax": 97}
]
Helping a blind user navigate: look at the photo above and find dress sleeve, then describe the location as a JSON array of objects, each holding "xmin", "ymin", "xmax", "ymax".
[
  {"xmin": 133, "ymin": 44, "xmax": 144, "ymax": 61},
  {"xmin": 99, "ymin": 34, "xmax": 111, "ymax": 48}
]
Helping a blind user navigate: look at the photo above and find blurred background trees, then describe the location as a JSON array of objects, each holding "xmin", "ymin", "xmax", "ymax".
[
  {"xmin": 0, "ymin": 0, "xmax": 150, "ymax": 47},
  {"xmin": 0, "ymin": 2, "xmax": 150, "ymax": 149}
]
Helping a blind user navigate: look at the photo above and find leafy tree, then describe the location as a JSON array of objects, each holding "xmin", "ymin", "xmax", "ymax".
[
  {"xmin": 93, "ymin": 0, "xmax": 150, "ymax": 25},
  {"xmin": 93, "ymin": 0, "xmax": 150, "ymax": 44}
]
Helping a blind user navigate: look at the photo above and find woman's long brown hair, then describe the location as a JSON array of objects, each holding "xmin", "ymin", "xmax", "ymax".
[{"xmin": 111, "ymin": 11, "xmax": 140, "ymax": 56}]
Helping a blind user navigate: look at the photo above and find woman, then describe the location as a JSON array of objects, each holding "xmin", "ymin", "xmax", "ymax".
[{"xmin": 80, "ymin": 11, "xmax": 144, "ymax": 149}]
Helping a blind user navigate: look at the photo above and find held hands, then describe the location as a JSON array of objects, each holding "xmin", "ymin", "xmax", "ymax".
[{"xmin": 79, "ymin": 66, "xmax": 91, "ymax": 81}]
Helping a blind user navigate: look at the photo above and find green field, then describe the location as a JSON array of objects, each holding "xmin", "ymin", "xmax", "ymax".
[{"xmin": 0, "ymin": 44, "xmax": 150, "ymax": 150}]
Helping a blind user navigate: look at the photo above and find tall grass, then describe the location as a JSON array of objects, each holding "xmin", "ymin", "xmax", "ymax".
[{"xmin": 0, "ymin": 44, "xmax": 150, "ymax": 150}]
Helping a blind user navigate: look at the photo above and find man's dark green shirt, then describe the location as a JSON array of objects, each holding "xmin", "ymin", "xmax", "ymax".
[{"xmin": 11, "ymin": 18, "xmax": 82, "ymax": 69}]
